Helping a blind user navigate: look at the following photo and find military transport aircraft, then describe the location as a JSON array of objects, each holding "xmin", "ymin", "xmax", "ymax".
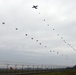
[{"xmin": 32, "ymin": 5, "xmax": 38, "ymax": 9}]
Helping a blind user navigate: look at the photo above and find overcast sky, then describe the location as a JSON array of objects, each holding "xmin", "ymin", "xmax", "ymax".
[{"xmin": 0, "ymin": 0, "xmax": 76, "ymax": 66}]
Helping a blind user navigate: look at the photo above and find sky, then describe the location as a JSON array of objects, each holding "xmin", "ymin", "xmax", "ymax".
[{"xmin": 0, "ymin": 0, "xmax": 76, "ymax": 66}]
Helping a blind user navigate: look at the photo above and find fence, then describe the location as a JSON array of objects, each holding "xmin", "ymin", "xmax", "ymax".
[{"xmin": 0, "ymin": 64, "xmax": 67, "ymax": 74}]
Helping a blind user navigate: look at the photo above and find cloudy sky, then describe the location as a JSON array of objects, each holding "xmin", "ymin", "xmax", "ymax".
[{"xmin": 0, "ymin": 0, "xmax": 76, "ymax": 66}]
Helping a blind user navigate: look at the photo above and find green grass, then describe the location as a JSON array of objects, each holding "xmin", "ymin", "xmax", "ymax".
[
  {"xmin": 31, "ymin": 69, "xmax": 76, "ymax": 75},
  {"xmin": 0, "ymin": 69, "xmax": 76, "ymax": 75}
]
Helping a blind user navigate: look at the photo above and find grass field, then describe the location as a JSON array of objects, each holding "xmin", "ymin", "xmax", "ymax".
[
  {"xmin": 0, "ymin": 69, "xmax": 76, "ymax": 75},
  {"xmin": 31, "ymin": 70, "xmax": 76, "ymax": 75},
  {"xmin": 31, "ymin": 71, "xmax": 76, "ymax": 75}
]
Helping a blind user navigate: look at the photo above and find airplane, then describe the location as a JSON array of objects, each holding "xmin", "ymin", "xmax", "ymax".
[
  {"xmin": 45, "ymin": 46, "xmax": 47, "ymax": 47},
  {"xmin": 32, "ymin": 5, "xmax": 38, "ymax": 9},
  {"xmin": 39, "ymin": 43, "xmax": 41, "ymax": 45},
  {"xmin": 2, "ymin": 22, "xmax": 5, "ymax": 24},
  {"xmin": 47, "ymin": 24, "xmax": 49, "ymax": 26},
  {"xmin": 36, "ymin": 40, "xmax": 38, "ymax": 42},
  {"xmin": 57, "ymin": 52, "xmax": 59, "ymax": 54},
  {"xmin": 25, "ymin": 34, "xmax": 28, "ymax": 36},
  {"xmin": 53, "ymin": 29, "xmax": 55, "ymax": 30},
  {"xmin": 16, "ymin": 28, "xmax": 18, "ymax": 30},
  {"xmin": 44, "ymin": 19, "xmax": 45, "ymax": 21},
  {"xmin": 31, "ymin": 38, "xmax": 33, "ymax": 40},
  {"xmin": 50, "ymin": 50, "xmax": 52, "ymax": 52}
]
